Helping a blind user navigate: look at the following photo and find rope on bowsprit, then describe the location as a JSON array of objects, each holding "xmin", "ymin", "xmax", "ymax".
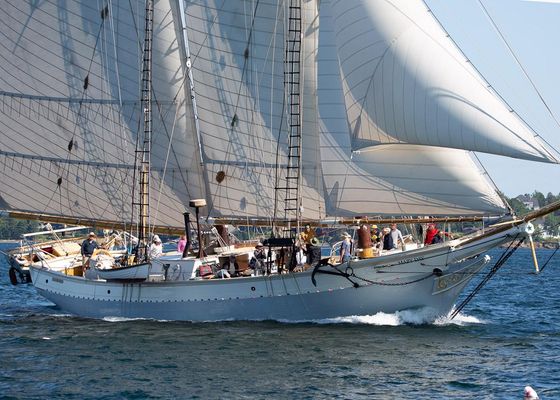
[
  {"xmin": 311, "ymin": 260, "xmax": 439, "ymax": 288},
  {"xmin": 450, "ymin": 235, "xmax": 525, "ymax": 320}
]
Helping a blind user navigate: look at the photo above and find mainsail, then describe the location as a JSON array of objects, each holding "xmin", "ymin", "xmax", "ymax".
[{"xmin": 183, "ymin": 0, "xmax": 323, "ymax": 221}]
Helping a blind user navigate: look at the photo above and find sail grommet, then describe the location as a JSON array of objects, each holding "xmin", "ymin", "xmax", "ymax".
[{"xmin": 216, "ymin": 171, "xmax": 225, "ymax": 183}]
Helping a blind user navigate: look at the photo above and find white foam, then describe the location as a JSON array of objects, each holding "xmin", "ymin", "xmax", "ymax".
[
  {"xmin": 302, "ymin": 307, "xmax": 486, "ymax": 326},
  {"xmin": 433, "ymin": 308, "xmax": 486, "ymax": 326},
  {"xmin": 102, "ymin": 316, "xmax": 155, "ymax": 323}
]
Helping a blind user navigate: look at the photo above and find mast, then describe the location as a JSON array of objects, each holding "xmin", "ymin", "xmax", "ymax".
[
  {"xmin": 136, "ymin": 0, "xmax": 154, "ymax": 261},
  {"xmin": 283, "ymin": 0, "xmax": 303, "ymax": 237}
]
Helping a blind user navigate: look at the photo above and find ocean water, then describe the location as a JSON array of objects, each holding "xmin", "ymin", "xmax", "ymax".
[{"xmin": 1, "ymin": 243, "xmax": 559, "ymax": 399}]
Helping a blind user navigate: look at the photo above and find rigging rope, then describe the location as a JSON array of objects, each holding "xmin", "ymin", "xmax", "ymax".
[
  {"xmin": 450, "ymin": 235, "xmax": 525, "ymax": 320},
  {"xmin": 477, "ymin": 0, "xmax": 560, "ymax": 143},
  {"xmin": 536, "ymin": 244, "xmax": 558, "ymax": 274}
]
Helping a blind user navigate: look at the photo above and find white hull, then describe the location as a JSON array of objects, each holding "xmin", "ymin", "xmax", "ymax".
[{"xmin": 29, "ymin": 226, "xmax": 525, "ymax": 322}]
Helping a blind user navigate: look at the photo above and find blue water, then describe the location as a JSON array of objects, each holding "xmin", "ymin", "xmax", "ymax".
[{"xmin": 1, "ymin": 243, "xmax": 559, "ymax": 399}]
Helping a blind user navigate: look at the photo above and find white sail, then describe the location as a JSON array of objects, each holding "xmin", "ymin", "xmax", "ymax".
[
  {"xmin": 318, "ymin": 0, "xmax": 507, "ymax": 216},
  {"xmin": 0, "ymin": 1, "xmax": 200, "ymax": 227},
  {"xmin": 0, "ymin": 0, "xmax": 558, "ymax": 227},
  {"xmin": 327, "ymin": 0, "xmax": 560, "ymax": 163},
  {"xmin": 183, "ymin": 0, "xmax": 324, "ymax": 221}
]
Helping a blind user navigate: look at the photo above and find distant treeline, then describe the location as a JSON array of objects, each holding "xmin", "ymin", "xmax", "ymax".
[
  {"xmin": 0, "ymin": 191, "xmax": 559, "ymax": 240},
  {"xmin": 0, "ymin": 216, "xmax": 40, "ymax": 240},
  {"xmin": 506, "ymin": 191, "xmax": 560, "ymax": 239}
]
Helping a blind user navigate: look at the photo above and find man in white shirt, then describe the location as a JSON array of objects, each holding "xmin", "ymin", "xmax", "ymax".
[{"xmin": 390, "ymin": 224, "xmax": 404, "ymax": 250}]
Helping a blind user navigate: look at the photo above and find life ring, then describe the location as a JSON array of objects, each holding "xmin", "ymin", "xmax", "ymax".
[
  {"xmin": 524, "ymin": 222, "xmax": 535, "ymax": 235},
  {"xmin": 8, "ymin": 267, "xmax": 19, "ymax": 285}
]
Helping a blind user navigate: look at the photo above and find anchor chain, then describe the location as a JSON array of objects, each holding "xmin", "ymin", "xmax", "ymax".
[{"xmin": 311, "ymin": 261, "xmax": 438, "ymax": 288}]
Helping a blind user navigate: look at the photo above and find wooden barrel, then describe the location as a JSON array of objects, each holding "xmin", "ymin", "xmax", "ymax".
[
  {"xmin": 358, "ymin": 247, "xmax": 375, "ymax": 259},
  {"xmin": 357, "ymin": 225, "xmax": 372, "ymax": 249}
]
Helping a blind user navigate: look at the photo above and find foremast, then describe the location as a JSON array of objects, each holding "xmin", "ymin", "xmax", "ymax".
[
  {"xmin": 135, "ymin": 0, "xmax": 154, "ymax": 261},
  {"xmin": 282, "ymin": 0, "xmax": 303, "ymax": 238}
]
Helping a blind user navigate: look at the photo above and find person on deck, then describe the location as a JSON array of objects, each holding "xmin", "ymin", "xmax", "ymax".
[
  {"xmin": 215, "ymin": 262, "xmax": 231, "ymax": 279},
  {"xmin": 307, "ymin": 237, "xmax": 322, "ymax": 268},
  {"xmin": 299, "ymin": 224, "xmax": 316, "ymax": 249},
  {"xmin": 251, "ymin": 242, "xmax": 267, "ymax": 276},
  {"xmin": 390, "ymin": 223, "xmax": 404, "ymax": 250},
  {"xmin": 339, "ymin": 232, "xmax": 353, "ymax": 263},
  {"xmin": 424, "ymin": 223, "xmax": 453, "ymax": 245},
  {"xmin": 81, "ymin": 232, "xmax": 99, "ymax": 269},
  {"xmin": 177, "ymin": 235, "xmax": 187, "ymax": 253},
  {"xmin": 370, "ymin": 225, "xmax": 382, "ymax": 251},
  {"xmin": 382, "ymin": 227, "xmax": 393, "ymax": 250},
  {"xmin": 148, "ymin": 235, "xmax": 163, "ymax": 259}
]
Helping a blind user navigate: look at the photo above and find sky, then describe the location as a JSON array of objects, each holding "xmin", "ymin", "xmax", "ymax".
[{"xmin": 426, "ymin": 0, "xmax": 560, "ymax": 197}]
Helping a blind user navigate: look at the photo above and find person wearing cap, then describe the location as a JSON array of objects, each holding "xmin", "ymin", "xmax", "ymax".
[
  {"xmin": 370, "ymin": 225, "xmax": 382, "ymax": 252},
  {"xmin": 299, "ymin": 224, "xmax": 316, "ymax": 247},
  {"xmin": 251, "ymin": 243, "xmax": 266, "ymax": 276},
  {"xmin": 148, "ymin": 235, "xmax": 163, "ymax": 259},
  {"xmin": 339, "ymin": 232, "xmax": 353, "ymax": 263},
  {"xmin": 81, "ymin": 232, "xmax": 99, "ymax": 269}
]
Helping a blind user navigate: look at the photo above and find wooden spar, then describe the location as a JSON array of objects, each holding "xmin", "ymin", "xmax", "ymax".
[
  {"xmin": 460, "ymin": 199, "xmax": 560, "ymax": 247},
  {"xmin": 4, "ymin": 210, "xmax": 487, "ymax": 234},
  {"xmin": 211, "ymin": 215, "xmax": 488, "ymax": 227},
  {"xmin": 528, "ymin": 235, "xmax": 540, "ymax": 273},
  {"xmin": 4, "ymin": 211, "xmax": 186, "ymax": 236},
  {"xmin": 7, "ymin": 199, "xmax": 560, "ymax": 237}
]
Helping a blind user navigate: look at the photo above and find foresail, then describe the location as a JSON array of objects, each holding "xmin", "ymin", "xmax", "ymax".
[
  {"xmin": 318, "ymin": 0, "xmax": 508, "ymax": 217},
  {"xmin": 0, "ymin": 1, "xmax": 200, "ymax": 228},
  {"xmin": 327, "ymin": 0, "xmax": 559, "ymax": 164}
]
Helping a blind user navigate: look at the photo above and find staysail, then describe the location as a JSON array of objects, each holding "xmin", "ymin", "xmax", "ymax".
[
  {"xmin": 327, "ymin": 0, "xmax": 559, "ymax": 163},
  {"xmin": 317, "ymin": 0, "xmax": 509, "ymax": 216}
]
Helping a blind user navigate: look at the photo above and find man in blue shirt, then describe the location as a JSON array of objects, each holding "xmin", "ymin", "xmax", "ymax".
[{"xmin": 81, "ymin": 232, "xmax": 99, "ymax": 269}]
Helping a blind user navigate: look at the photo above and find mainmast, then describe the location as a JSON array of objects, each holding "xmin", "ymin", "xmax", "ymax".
[
  {"xmin": 136, "ymin": 0, "xmax": 154, "ymax": 260},
  {"xmin": 283, "ymin": 0, "xmax": 303, "ymax": 238}
]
